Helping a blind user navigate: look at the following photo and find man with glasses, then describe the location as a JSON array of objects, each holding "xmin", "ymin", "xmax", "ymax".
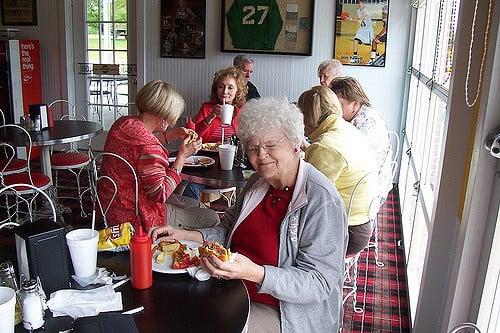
[{"xmin": 233, "ymin": 54, "xmax": 261, "ymax": 100}]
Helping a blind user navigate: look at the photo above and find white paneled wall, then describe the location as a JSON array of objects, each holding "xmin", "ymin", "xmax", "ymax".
[
  {"xmin": 3, "ymin": 1, "xmax": 70, "ymax": 104},
  {"xmin": 140, "ymin": 0, "xmax": 411, "ymax": 132},
  {"xmin": 2, "ymin": 0, "xmax": 411, "ymax": 133}
]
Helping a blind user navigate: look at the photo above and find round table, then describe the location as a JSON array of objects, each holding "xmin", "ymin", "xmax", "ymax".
[{"xmin": 0, "ymin": 120, "xmax": 102, "ymax": 181}]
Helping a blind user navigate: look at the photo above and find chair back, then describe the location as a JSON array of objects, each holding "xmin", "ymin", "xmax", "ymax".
[
  {"xmin": 0, "ymin": 124, "xmax": 35, "ymax": 185},
  {"xmin": 0, "ymin": 108, "xmax": 5, "ymax": 125},
  {"xmin": 448, "ymin": 322, "xmax": 482, "ymax": 333},
  {"xmin": 0, "ymin": 183, "xmax": 57, "ymax": 226},
  {"xmin": 117, "ymin": 102, "xmax": 136, "ymax": 117},
  {"xmin": 346, "ymin": 169, "xmax": 379, "ymax": 222},
  {"xmin": 90, "ymin": 152, "xmax": 139, "ymax": 226},
  {"xmin": 388, "ymin": 130, "xmax": 400, "ymax": 180},
  {"xmin": 48, "ymin": 99, "xmax": 75, "ymax": 120}
]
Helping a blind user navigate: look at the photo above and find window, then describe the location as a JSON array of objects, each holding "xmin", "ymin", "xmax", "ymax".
[
  {"xmin": 86, "ymin": 0, "xmax": 129, "ymax": 129},
  {"xmin": 402, "ymin": 0, "xmax": 461, "ymax": 326}
]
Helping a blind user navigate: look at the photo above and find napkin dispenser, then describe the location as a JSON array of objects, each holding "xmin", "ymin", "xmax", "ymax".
[
  {"xmin": 15, "ymin": 220, "xmax": 71, "ymax": 294},
  {"xmin": 29, "ymin": 103, "xmax": 53, "ymax": 129}
]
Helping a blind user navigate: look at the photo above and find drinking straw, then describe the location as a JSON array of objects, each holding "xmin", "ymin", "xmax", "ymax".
[
  {"xmin": 221, "ymin": 127, "xmax": 225, "ymax": 145},
  {"xmin": 90, "ymin": 209, "xmax": 96, "ymax": 237}
]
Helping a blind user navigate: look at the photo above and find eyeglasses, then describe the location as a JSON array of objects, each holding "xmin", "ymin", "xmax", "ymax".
[{"xmin": 246, "ymin": 137, "xmax": 285, "ymax": 155}]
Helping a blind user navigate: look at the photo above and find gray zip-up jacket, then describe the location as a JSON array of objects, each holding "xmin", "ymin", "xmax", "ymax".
[{"xmin": 200, "ymin": 159, "xmax": 348, "ymax": 332}]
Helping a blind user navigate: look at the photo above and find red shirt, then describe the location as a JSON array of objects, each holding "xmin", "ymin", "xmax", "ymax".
[
  {"xmin": 231, "ymin": 186, "xmax": 294, "ymax": 308},
  {"xmin": 193, "ymin": 101, "xmax": 240, "ymax": 143}
]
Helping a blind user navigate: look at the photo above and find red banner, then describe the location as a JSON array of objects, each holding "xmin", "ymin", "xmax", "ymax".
[{"xmin": 19, "ymin": 40, "xmax": 42, "ymax": 116}]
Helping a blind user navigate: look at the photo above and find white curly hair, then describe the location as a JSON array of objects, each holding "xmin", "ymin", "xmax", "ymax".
[{"xmin": 237, "ymin": 97, "xmax": 304, "ymax": 148}]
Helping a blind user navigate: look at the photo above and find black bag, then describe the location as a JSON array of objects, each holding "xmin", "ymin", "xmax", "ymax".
[{"xmin": 73, "ymin": 313, "xmax": 139, "ymax": 333}]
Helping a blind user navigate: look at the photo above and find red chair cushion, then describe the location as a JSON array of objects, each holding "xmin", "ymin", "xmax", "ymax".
[
  {"xmin": 51, "ymin": 152, "xmax": 90, "ymax": 168},
  {"xmin": 0, "ymin": 158, "xmax": 27, "ymax": 173},
  {"xmin": 3, "ymin": 172, "xmax": 51, "ymax": 191}
]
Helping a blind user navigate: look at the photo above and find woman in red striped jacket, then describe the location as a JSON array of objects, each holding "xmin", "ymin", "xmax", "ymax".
[{"xmin": 99, "ymin": 80, "xmax": 219, "ymax": 232}]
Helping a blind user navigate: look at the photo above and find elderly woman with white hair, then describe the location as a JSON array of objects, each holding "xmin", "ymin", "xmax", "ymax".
[
  {"xmin": 317, "ymin": 58, "xmax": 343, "ymax": 87},
  {"xmin": 151, "ymin": 97, "xmax": 347, "ymax": 333}
]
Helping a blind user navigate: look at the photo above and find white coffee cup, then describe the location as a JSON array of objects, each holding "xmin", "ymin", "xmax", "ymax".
[
  {"xmin": 66, "ymin": 229, "xmax": 99, "ymax": 278},
  {"xmin": 220, "ymin": 104, "xmax": 234, "ymax": 125},
  {"xmin": 0, "ymin": 286, "xmax": 16, "ymax": 333},
  {"xmin": 219, "ymin": 144, "xmax": 236, "ymax": 170}
]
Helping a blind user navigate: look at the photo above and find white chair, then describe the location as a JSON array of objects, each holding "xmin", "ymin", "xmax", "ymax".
[
  {"xmin": 343, "ymin": 169, "xmax": 379, "ymax": 313},
  {"xmin": 388, "ymin": 130, "xmax": 401, "ymax": 182},
  {"xmin": 0, "ymin": 124, "xmax": 51, "ymax": 223},
  {"xmin": 50, "ymin": 113, "xmax": 92, "ymax": 217},
  {"xmin": 0, "ymin": 183, "xmax": 57, "ymax": 228},
  {"xmin": 448, "ymin": 323, "xmax": 482, "ymax": 333},
  {"xmin": 90, "ymin": 152, "xmax": 138, "ymax": 228},
  {"xmin": 0, "ymin": 108, "xmax": 27, "ymax": 176},
  {"xmin": 200, "ymin": 186, "xmax": 237, "ymax": 215}
]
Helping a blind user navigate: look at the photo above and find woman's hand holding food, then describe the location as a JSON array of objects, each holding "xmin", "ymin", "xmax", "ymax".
[
  {"xmin": 163, "ymin": 127, "xmax": 190, "ymax": 143},
  {"xmin": 171, "ymin": 130, "xmax": 201, "ymax": 171},
  {"xmin": 148, "ymin": 224, "xmax": 203, "ymax": 244},
  {"xmin": 201, "ymin": 252, "xmax": 265, "ymax": 284}
]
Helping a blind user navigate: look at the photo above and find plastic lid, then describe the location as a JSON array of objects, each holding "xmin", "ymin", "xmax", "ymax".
[{"xmin": 132, "ymin": 225, "xmax": 150, "ymax": 242}]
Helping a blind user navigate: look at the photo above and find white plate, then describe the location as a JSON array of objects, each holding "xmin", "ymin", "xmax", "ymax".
[
  {"xmin": 183, "ymin": 156, "xmax": 215, "ymax": 167},
  {"xmin": 152, "ymin": 240, "xmax": 201, "ymax": 274}
]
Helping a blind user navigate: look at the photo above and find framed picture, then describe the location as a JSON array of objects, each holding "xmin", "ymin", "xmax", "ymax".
[
  {"xmin": 334, "ymin": 0, "xmax": 389, "ymax": 67},
  {"xmin": 221, "ymin": 0, "xmax": 314, "ymax": 56},
  {"xmin": 0, "ymin": 0, "xmax": 37, "ymax": 26},
  {"xmin": 160, "ymin": 0, "xmax": 206, "ymax": 59}
]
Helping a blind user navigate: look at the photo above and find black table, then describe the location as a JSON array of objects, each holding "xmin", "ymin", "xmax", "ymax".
[
  {"xmin": 178, "ymin": 151, "xmax": 248, "ymax": 189},
  {"xmin": 8, "ymin": 248, "xmax": 249, "ymax": 333},
  {"xmin": 0, "ymin": 120, "xmax": 102, "ymax": 182}
]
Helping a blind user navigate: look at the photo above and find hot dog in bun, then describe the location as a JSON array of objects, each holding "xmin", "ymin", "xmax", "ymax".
[
  {"xmin": 187, "ymin": 129, "xmax": 198, "ymax": 144},
  {"xmin": 198, "ymin": 241, "xmax": 231, "ymax": 262}
]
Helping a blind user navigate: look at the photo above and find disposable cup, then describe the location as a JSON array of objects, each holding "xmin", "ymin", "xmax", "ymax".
[
  {"xmin": 220, "ymin": 104, "xmax": 234, "ymax": 125},
  {"xmin": 0, "ymin": 286, "xmax": 16, "ymax": 333},
  {"xmin": 219, "ymin": 144, "xmax": 236, "ymax": 170},
  {"xmin": 66, "ymin": 229, "xmax": 99, "ymax": 278}
]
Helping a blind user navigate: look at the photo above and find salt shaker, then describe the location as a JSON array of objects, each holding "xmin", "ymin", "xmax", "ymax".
[
  {"xmin": 20, "ymin": 279, "xmax": 45, "ymax": 330},
  {"xmin": 0, "ymin": 261, "xmax": 22, "ymax": 324}
]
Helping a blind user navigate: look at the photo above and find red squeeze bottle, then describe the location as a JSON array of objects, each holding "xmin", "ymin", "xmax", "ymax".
[{"xmin": 130, "ymin": 226, "xmax": 153, "ymax": 289}]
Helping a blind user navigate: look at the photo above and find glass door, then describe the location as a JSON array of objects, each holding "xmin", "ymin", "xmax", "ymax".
[{"xmin": 72, "ymin": 0, "xmax": 136, "ymax": 150}]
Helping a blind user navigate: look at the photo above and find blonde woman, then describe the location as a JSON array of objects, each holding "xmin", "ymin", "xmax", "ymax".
[
  {"xmin": 100, "ymin": 80, "xmax": 219, "ymax": 232},
  {"xmin": 298, "ymin": 85, "xmax": 378, "ymax": 255}
]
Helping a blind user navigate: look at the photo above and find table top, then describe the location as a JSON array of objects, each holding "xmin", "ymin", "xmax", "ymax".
[
  {"xmin": 12, "ymin": 250, "xmax": 249, "ymax": 333},
  {"xmin": 178, "ymin": 151, "xmax": 249, "ymax": 189},
  {"xmin": 0, "ymin": 120, "xmax": 102, "ymax": 147}
]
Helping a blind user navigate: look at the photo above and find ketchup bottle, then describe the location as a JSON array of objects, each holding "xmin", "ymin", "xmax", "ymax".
[{"xmin": 130, "ymin": 226, "xmax": 153, "ymax": 289}]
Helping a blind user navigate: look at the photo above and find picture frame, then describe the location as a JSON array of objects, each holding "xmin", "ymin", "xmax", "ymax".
[
  {"xmin": 0, "ymin": 0, "xmax": 37, "ymax": 26},
  {"xmin": 221, "ymin": 0, "xmax": 314, "ymax": 56},
  {"xmin": 160, "ymin": 0, "xmax": 206, "ymax": 59},
  {"xmin": 334, "ymin": 0, "xmax": 389, "ymax": 67}
]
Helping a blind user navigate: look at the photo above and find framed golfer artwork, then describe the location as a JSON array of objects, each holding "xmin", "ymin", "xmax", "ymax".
[{"xmin": 334, "ymin": 0, "xmax": 389, "ymax": 67}]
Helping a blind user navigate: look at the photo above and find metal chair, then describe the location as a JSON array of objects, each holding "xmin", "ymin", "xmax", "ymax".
[
  {"xmin": 0, "ymin": 124, "xmax": 51, "ymax": 223},
  {"xmin": 388, "ymin": 130, "xmax": 401, "ymax": 182},
  {"xmin": 343, "ymin": 169, "xmax": 379, "ymax": 313},
  {"xmin": 0, "ymin": 183, "xmax": 57, "ymax": 228},
  {"xmin": 0, "ymin": 108, "xmax": 27, "ymax": 176},
  {"xmin": 448, "ymin": 322, "xmax": 482, "ymax": 333},
  {"xmin": 50, "ymin": 111, "xmax": 93, "ymax": 217},
  {"xmin": 90, "ymin": 152, "xmax": 138, "ymax": 228},
  {"xmin": 200, "ymin": 186, "xmax": 237, "ymax": 215}
]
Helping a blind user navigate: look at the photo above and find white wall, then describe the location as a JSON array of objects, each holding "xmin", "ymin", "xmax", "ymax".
[
  {"xmin": 140, "ymin": 0, "xmax": 411, "ymax": 132},
  {"xmin": 1, "ymin": 0, "xmax": 411, "ymax": 133},
  {"xmin": 0, "ymin": 1, "xmax": 70, "ymax": 104}
]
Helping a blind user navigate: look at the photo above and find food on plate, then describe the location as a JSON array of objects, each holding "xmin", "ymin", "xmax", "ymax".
[
  {"xmin": 184, "ymin": 156, "xmax": 212, "ymax": 166},
  {"xmin": 198, "ymin": 241, "xmax": 232, "ymax": 262},
  {"xmin": 187, "ymin": 129, "xmax": 199, "ymax": 144},
  {"xmin": 201, "ymin": 142, "xmax": 220, "ymax": 152},
  {"xmin": 153, "ymin": 240, "xmax": 201, "ymax": 269}
]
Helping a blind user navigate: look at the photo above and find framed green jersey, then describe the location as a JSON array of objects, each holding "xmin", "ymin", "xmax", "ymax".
[{"xmin": 221, "ymin": 0, "xmax": 314, "ymax": 56}]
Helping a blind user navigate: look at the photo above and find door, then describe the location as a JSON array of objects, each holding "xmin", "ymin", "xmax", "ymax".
[{"xmin": 71, "ymin": 0, "xmax": 136, "ymax": 150}]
